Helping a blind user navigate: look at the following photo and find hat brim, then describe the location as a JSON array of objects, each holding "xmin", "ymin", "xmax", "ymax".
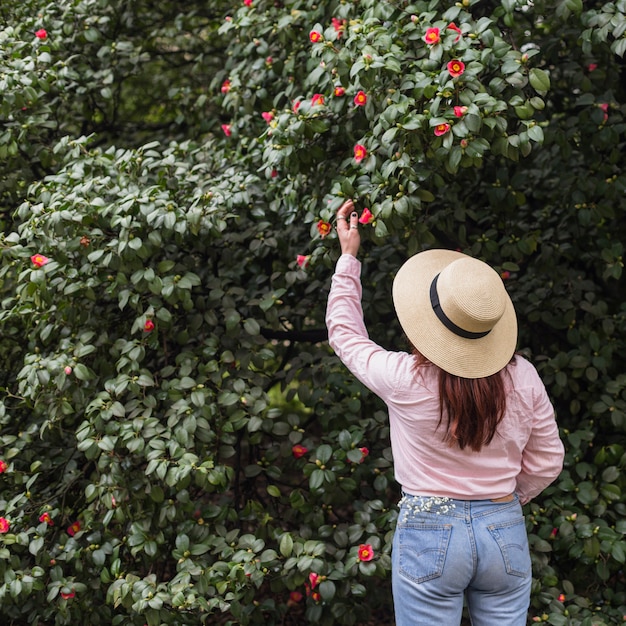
[{"xmin": 392, "ymin": 249, "xmax": 517, "ymax": 378}]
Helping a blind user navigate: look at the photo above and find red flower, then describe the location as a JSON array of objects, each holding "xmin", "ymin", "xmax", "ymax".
[
  {"xmin": 296, "ymin": 255, "xmax": 310, "ymax": 269},
  {"xmin": 501, "ymin": 270, "xmax": 511, "ymax": 280},
  {"xmin": 261, "ymin": 111, "xmax": 274, "ymax": 123},
  {"xmin": 244, "ymin": 0, "xmax": 252, "ymax": 5},
  {"xmin": 447, "ymin": 22, "xmax": 462, "ymax": 41},
  {"xmin": 447, "ymin": 59, "xmax": 465, "ymax": 77},
  {"xmin": 334, "ymin": 85, "xmax": 346, "ymax": 97},
  {"xmin": 424, "ymin": 27, "xmax": 440, "ymax": 45},
  {"xmin": 353, "ymin": 144, "xmax": 367, "ymax": 163},
  {"xmin": 292, "ymin": 99, "xmax": 302, "ymax": 113},
  {"xmin": 60, "ymin": 589, "xmax": 75, "ymax": 600},
  {"xmin": 358, "ymin": 208, "xmax": 374, "ymax": 224},
  {"xmin": 31, "ymin": 253, "xmax": 50, "ymax": 267},
  {"xmin": 550, "ymin": 527, "xmax": 558, "ymax": 538},
  {"xmin": 599, "ymin": 102, "xmax": 609, "ymax": 122},
  {"xmin": 271, "ymin": 169, "xmax": 278, "ymax": 178},
  {"xmin": 292, "ymin": 444, "xmax": 308, "ymax": 458},
  {"xmin": 353, "ymin": 90, "xmax": 367, "ymax": 107},
  {"xmin": 358, "ymin": 543, "xmax": 374, "ymax": 561},
  {"xmin": 144, "ymin": 319, "xmax": 155, "ymax": 332},
  {"xmin": 0, "ymin": 518, "xmax": 10, "ymax": 534},
  {"xmin": 358, "ymin": 446, "xmax": 370, "ymax": 462},
  {"xmin": 317, "ymin": 220, "xmax": 331, "ymax": 238},
  {"xmin": 0, "ymin": 460, "xmax": 7, "ymax": 474},
  {"xmin": 311, "ymin": 93, "xmax": 325, "ymax": 106},
  {"xmin": 309, "ymin": 30, "xmax": 323, "ymax": 43},
  {"xmin": 39, "ymin": 512, "xmax": 54, "ymax": 525},
  {"xmin": 454, "ymin": 105, "xmax": 468, "ymax": 117},
  {"xmin": 587, "ymin": 63, "xmax": 598, "ymax": 72},
  {"xmin": 309, "ymin": 572, "xmax": 320, "ymax": 588},
  {"xmin": 221, "ymin": 79, "xmax": 231, "ymax": 94},
  {"xmin": 67, "ymin": 520, "xmax": 81, "ymax": 536},
  {"xmin": 434, "ymin": 123, "xmax": 450, "ymax": 136},
  {"xmin": 288, "ymin": 591, "xmax": 303, "ymax": 605},
  {"xmin": 221, "ymin": 124, "xmax": 232, "ymax": 137},
  {"xmin": 332, "ymin": 17, "xmax": 346, "ymax": 37},
  {"xmin": 558, "ymin": 594, "xmax": 566, "ymax": 603},
  {"xmin": 35, "ymin": 29, "xmax": 47, "ymax": 40}
]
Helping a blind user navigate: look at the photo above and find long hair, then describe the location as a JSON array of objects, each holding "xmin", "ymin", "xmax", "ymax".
[{"xmin": 412, "ymin": 348, "xmax": 511, "ymax": 452}]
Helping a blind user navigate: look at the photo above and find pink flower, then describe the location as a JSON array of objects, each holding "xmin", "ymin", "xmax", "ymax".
[
  {"xmin": 292, "ymin": 444, "xmax": 308, "ymax": 458},
  {"xmin": 67, "ymin": 520, "xmax": 81, "ymax": 536},
  {"xmin": 311, "ymin": 93, "xmax": 325, "ymax": 106},
  {"xmin": 424, "ymin": 27, "xmax": 440, "ymax": 45},
  {"xmin": 317, "ymin": 220, "xmax": 331, "ymax": 238},
  {"xmin": 309, "ymin": 572, "xmax": 320, "ymax": 588},
  {"xmin": 358, "ymin": 208, "xmax": 374, "ymax": 224},
  {"xmin": 60, "ymin": 589, "xmax": 75, "ymax": 600},
  {"xmin": 292, "ymin": 99, "xmax": 302, "ymax": 113},
  {"xmin": 144, "ymin": 319, "xmax": 155, "ymax": 332},
  {"xmin": 0, "ymin": 518, "xmax": 10, "ymax": 534},
  {"xmin": 434, "ymin": 123, "xmax": 450, "ymax": 136},
  {"xmin": 31, "ymin": 253, "xmax": 50, "ymax": 267},
  {"xmin": 599, "ymin": 102, "xmax": 609, "ymax": 122},
  {"xmin": 64, "ymin": 366, "xmax": 73, "ymax": 375},
  {"xmin": 221, "ymin": 124, "xmax": 232, "ymax": 137},
  {"xmin": 221, "ymin": 79, "xmax": 231, "ymax": 94},
  {"xmin": 454, "ymin": 106, "xmax": 468, "ymax": 117},
  {"xmin": 35, "ymin": 29, "xmax": 47, "ymax": 40},
  {"xmin": 358, "ymin": 544, "xmax": 374, "ymax": 561},
  {"xmin": 353, "ymin": 90, "xmax": 367, "ymax": 107},
  {"xmin": 0, "ymin": 460, "xmax": 7, "ymax": 474},
  {"xmin": 244, "ymin": 0, "xmax": 252, "ymax": 5},
  {"xmin": 296, "ymin": 255, "xmax": 310, "ymax": 269},
  {"xmin": 261, "ymin": 111, "xmax": 274, "ymax": 123},
  {"xmin": 447, "ymin": 22, "xmax": 462, "ymax": 41},
  {"xmin": 587, "ymin": 63, "xmax": 598, "ymax": 72},
  {"xmin": 353, "ymin": 144, "xmax": 367, "ymax": 163},
  {"xmin": 334, "ymin": 86, "xmax": 346, "ymax": 97},
  {"xmin": 39, "ymin": 512, "xmax": 54, "ymax": 526},
  {"xmin": 501, "ymin": 270, "xmax": 511, "ymax": 280},
  {"xmin": 309, "ymin": 30, "xmax": 323, "ymax": 43},
  {"xmin": 447, "ymin": 59, "xmax": 465, "ymax": 77}
]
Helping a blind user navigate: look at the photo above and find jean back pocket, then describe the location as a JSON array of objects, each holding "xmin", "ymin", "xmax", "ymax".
[
  {"xmin": 487, "ymin": 517, "xmax": 531, "ymax": 577},
  {"xmin": 397, "ymin": 522, "xmax": 452, "ymax": 583}
]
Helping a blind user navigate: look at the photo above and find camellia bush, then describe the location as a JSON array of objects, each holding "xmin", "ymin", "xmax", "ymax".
[{"xmin": 0, "ymin": 0, "xmax": 625, "ymax": 624}]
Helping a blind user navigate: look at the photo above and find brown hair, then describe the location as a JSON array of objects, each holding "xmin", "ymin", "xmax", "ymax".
[{"xmin": 412, "ymin": 348, "xmax": 511, "ymax": 452}]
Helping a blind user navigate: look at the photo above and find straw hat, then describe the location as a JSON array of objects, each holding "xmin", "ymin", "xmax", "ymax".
[{"xmin": 392, "ymin": 249, "xmax": 517, "ymax": 379}]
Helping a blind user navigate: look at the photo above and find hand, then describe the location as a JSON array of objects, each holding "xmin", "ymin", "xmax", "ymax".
[{"xmin": 336, "ymin": 199, "xmax": 360, "ymax": 257}]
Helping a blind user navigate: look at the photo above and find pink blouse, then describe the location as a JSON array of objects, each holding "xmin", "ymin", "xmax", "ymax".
[{"xmin": 326, "ymin": 254, "xmax": 564, "ymax": 504}]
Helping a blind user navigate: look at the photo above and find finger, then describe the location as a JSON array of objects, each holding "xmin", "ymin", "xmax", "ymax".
[
  {"xmin": 349, "ymin": 211, "xmax": 359, "ymax": 230},
  {"xmin": 337, "ymin": 199, "xmax": 354, "ymax": 218}
]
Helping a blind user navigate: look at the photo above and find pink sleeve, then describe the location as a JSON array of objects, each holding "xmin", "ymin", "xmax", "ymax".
[
  {"xmin": 325, "ymin": 254, "xmax": 404, "ymax": 398},
  {"xmin": 515, "ymin": 376, "xmax": 565, "ymax": 504}
]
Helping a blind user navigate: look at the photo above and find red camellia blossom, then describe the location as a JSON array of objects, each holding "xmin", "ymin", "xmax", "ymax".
[
  {"xmin": 39, "ymin": 512, "xmax": 54, "ymax": 525},
  {"xmin": 599, "ymin": 102, "xmax": 609, "ymax": 122},
  {"xmin": 358, "ymin": 543, "xmax": 374, "ymax": 561},
  {"xmin": 334, "ymin": 85, "xmax": 345, "ymax": 97},
  {"xmin": 35, "ymin": 29, "xmax": 47, "ymax": 40},
  {"xmin": 317, "ymin": 220, "xmax": 331, "ymax": 238},
  {"xmin": 447, "ymin": 22, "xmax": 462, "ymax": 41},
  {"xmin": 309, "ymin": 30, "xmax": 323, "ymax": 43},
  {"xmin": 354, "ymin": 144, "xmax": 367, "ymax": 163},
  {"xmin": 60, "ymin": 590, "xmax": 76, "ymax": 600},
  {"xmin": 447, "ymin": 59, "xmax": 465, "ymax": 77},
  {"xmin": 0, "ymin": 460, "xmax": 7, "ymax": 474},
  {"xmin": 587, "ymin": 63, "xmax": 598, "ymax": 72},
  {"xmin": 434, "ymin": 123, "xmax": 451, "ymax": 136},
  {"xmin": 288, "ymin": 591, "xmax": 303, "ymax": 606},
  {"xmin": 67, "ymin": 520, "xmax": 81, "ymax": 536},
  {"xmin": 261, "ymin": 111, "xmax": 274, "ymax": 123},
  {"xmin": 0, "ymin": 518, "xmax": 10, "ymax": 534},
  {"xmin": 353, "ymin": 90, "xmax": 367, "ymax": 106},
  {"xmin": 454, "ymin": 105, "xmax": 468, "ymax": 117},
  {"xmin": 31, "ymin": 253, "xmax": 50, "ymax": 267},
  {"xmin": 309, "ymin": 572, "xmax": 320, "ymax": 588},
  {"xmin": 292, "ymin": 444, "xmax": 308, "ymax": 458},
  {"xmin": 311, "ymin": 93, "xmax": 325, "ymax": 106},
  {"xmin": 359, "ymin": 446, "xmax": 370, "ymax": 462},
  {"xmin": 221, "ymin": 123, "xmax": 232, "ymax": 137},
  {"xmin": 424, "ymin": 27, "xmax": 440, "ymax": 45},
  {"xmin": 501, "ymin": 270, "xmax": 511, "ymax": 280},
  {"xmin": 221, "ymin": 79, "xmax": 231, "ymax": 94},
  {"xmin": 296, "ymin": 255, "xmax": 310, "ymax": 269},
  {"xmin": 332, "ymin": 17, "xmax": 347, "ymax": 37},
  {"xmin": 358, "ymin": 208, "xmax": 374, "ymax": 224},
  {"xmin": 292, "ymin": 99, "xmax": 302, "ymax": 113},
  {"xmin": 558, "ymin": 594, "xmax": 566, "ymax": 603},
  {"xmin": 144, "ymin": 319, "xmax": 155, "ymax": 332},
  {"xmin": 244, "ymin": 0, "xmax": 252, "ymax": 6}
]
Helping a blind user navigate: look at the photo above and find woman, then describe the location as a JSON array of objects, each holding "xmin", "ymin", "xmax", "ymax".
[{"xmin": 325, "ymin": 200, "xmax": 564, "ymax": 626}]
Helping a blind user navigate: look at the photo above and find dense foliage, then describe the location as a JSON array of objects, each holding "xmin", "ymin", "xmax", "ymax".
[{"xmin": 0, "ymin": 0, "xmax": 625, "ymax": 624}]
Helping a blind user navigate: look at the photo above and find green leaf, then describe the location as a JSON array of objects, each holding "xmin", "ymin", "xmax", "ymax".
[{"xmin": 529, "ymin": 68, "xmax": 550, "ymax": 94}]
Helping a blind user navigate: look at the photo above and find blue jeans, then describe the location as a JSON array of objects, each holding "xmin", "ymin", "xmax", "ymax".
[{"xmin": 392, "ymin": 494, "xmax": 531, "ymax": 626}]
